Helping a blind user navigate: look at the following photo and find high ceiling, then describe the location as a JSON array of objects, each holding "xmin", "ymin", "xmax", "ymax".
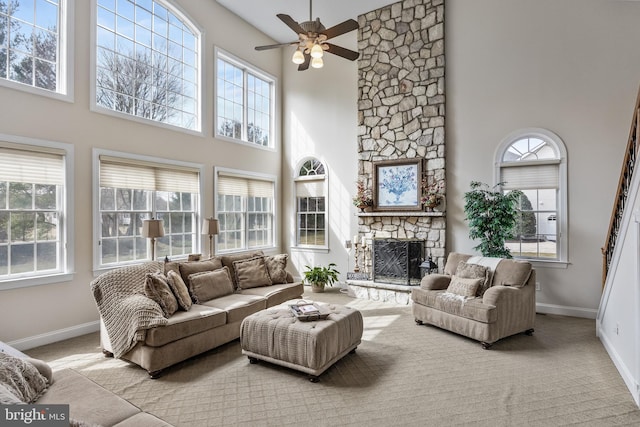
[{"xmin": 216, "ymin": 0, "xmax": 394, "ymax": 44}]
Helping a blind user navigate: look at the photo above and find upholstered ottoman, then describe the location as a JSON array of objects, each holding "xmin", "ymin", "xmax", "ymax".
[{"xmin": 240, "ymin": 301, "xmax": 363, "ymax": 382}]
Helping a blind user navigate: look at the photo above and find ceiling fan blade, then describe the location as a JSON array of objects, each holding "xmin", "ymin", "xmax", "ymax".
[
  {"xmin": 325, "ymin": 43, "xmax": 359, "ymax": 61},
  {"xmin": 255, "ymin": 42, "xmax": 298, "ymax": 51},
  {"xmin": 298, "ymin": 52, "xmax": 311, "ymax": 71},
  {"xmin": 277, "ymin": 14, "xmax": 306, "ymax": 35},
  {"xmin": 322, "ymin": 19, "xmax": 359, "ymax": 40}
]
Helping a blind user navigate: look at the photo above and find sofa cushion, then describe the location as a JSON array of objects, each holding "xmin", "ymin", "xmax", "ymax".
[
  {"xmin": 0, "ymin": 353, "xmax": 49, "ymax": 404},
  {"xmin": 177, "ymin": 258, "xmax": 223, "ymax": 284},
  {"xmin": 144, "ymin": 272, "xmax": 179, "ymax": 317},
  {"xmin": 420, "ymin": 274, "xmax": 451, "ymax": 290},
  {"xmin": 187, "ymin": 267, "xmax": 235, "ymax": 303},
  {"xmin": 166, "ymin": 270, "xmax": 192, "ymax": 311},
  {"xmin": 411, "ymin": 288, "xmax": 497, "ymax": 323},
  {"xmin": 264, "ymin": 254, "xmax": 288, "ymax": 284},
  {"xmin": 233, "ymin": 256, "xmax": 272, "ymax": 289},
  {"xmin": 455, "ymin": 261, "xmax": 491, "ymax": 296},
  {"xmin": 203, "ymin": 294, "xmax": 267, "ymax": 324},
  {"xmin": 493, "ymin": 259, "xmax": 533, "ymax": 287},
  {"xmin": 145, "ymin": 304, "xmax": 227, "ymax": 347},
  {"xmin": 443, "ymin": 252, "xmax": 472, "ymax": 275},
  {"xmin": 446, "ymin": 275, "xmax": 482, "ymax": 297},
  {"xmin": 220, "ymin": 251, "xmax": 265, "ymax": 287},
  {"xmin": 238, "ymin": 282, "xmax": 304, "ymax": 307},
  {"xmin": 38, "ymin": 369, "xmax": 140, "ymax": 426}
]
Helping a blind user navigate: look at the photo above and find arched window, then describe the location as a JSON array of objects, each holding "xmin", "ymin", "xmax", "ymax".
[
  {"xmin": 495, "ymin": 128, "xmax": 567, "ymax": 263},
  {"xmin": 93, "ymin": 0, "xmax": 201, "ymax": 131},
  {"xmin": 295, "ymin": 158, "xmax": 327, "ymax": 248}
]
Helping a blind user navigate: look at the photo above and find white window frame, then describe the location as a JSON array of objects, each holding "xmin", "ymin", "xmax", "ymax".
[
  {"xmin": 0, "ymin": 134, "xmax": 74, "ymax": 290},
  {"xmin": 214, "ymin": 47, "xmax": 277, "ymax": 151},
  {"xmin": 92, "ymin": 148, "xmax": 204, "ymax": 273},
  {"xmin": 214, "ymin": 167, "xmax": 277, "ymax": 255},
  {"xmin": 293, "ymin": 157, "xmax": 328, "ymax": 251},
  {"xmin": 494, "ymin": 128, "xmax": 568, "ymax": 268},
  {"xmin": 90, "ymin": 0, "xmax": 203, "ymax": 135},
  {"xmin": 0, "ymin": 0, "xmax": 74, "ymax": 102}
]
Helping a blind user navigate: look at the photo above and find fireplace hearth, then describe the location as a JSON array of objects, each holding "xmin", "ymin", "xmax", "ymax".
[{"xmin": 373, "ymin": 239, "xmax": 423, "ymax": 286}]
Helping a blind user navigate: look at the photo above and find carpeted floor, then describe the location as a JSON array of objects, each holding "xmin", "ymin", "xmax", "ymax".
[{"xmin": 27, "ymin": 288, "xmax": 640, "ymax": 426}]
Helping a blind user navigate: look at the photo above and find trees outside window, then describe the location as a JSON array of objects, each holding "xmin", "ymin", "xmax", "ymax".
[
  {"xmin": 1, "ymin": 0, "xmax": 63, "ymax": 92},
  {"xmin": 94, "ymin": 0, "xmax": 200, "ymax": 131},
  {"xmin": 216, "ymin": 49, "xmax": 274, "ymax": 148}
]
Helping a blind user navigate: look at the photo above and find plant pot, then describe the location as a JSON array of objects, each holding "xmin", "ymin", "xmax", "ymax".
[{"xmin": 310, "ymin": 283, "xmax": 325, "ymax": 293}]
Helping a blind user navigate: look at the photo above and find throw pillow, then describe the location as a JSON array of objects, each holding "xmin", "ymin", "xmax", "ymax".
[
  {"xmin": 492, "ymin": 259, "xmax": 533, "ymax": 287},
  {"xmin": 166, "ymin": 270, "xmax": 193, "ymax": 311},
  {"xmin": 443, "ymin": 252, "xmax": 473, "ymax": 276},
  {"xmin": 233, "ymin": 256, "xmax": 272, "ymax": 289},
  {"xmin": 0, "ymin": 383, "xmax": 21, "ymax": 404},
  {"xmin": 187, "ymin": 267, "xmax": 235, "ymax": 304},
  {"xmin": 144, "ymin": 272, "xmax": 179, "ymax": 317},
  {"xmin": 264, "ymin": 254, "xmax": 288, "ymax": 284},
  {"xmin": 446, "ymin": 275, "xmax": 482, "ymax": 297},
  {"xmin": 178, "ymin": 258, "xmax": 223, "ymax": 284},
  {"xmin": 0, "ymin": 353, "xmax": 49, "ymax": 404},
  {"xmin": 188, "ymin": 253, "xmax": 202, "ymax": 261},
  {"xmin": 221, "ymin": 251, "xmax": 265, "ymax": 287},
  {"xmin": 455, "ymin": 261, "xmax": 491, "ymax": 296}
]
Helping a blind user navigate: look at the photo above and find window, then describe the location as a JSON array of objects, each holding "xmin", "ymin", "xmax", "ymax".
[
  {"xmin": 496, "ymin": 128, "xmax": 567, "ymax": 263},
  {"xmin": 94, "ymin": 0, "xmax": 201, "ymax": 131},
  {"xmin": 215, "ymin": 48, "xmax": 275, "ymax": 148},
  {"xmin": 295, "ymin": 158, "xmax": 327, "ymax": 248},
  {"xmin": 0, "ymin": 135, "xmax": 73, "ymax": 288},
  {"xmin": 215, "ymin": 169, "xmax": 275, "ymax": 253},
  {"xmin": 0, "ymin": 0, "xmax": 72, "ymax": 97},
  {"xmin": 95, "ymin": 151, "xmax": 201, "ymax": 268}
]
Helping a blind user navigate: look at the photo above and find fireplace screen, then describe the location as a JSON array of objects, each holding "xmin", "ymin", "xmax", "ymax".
[{"xmin": 373, "ymin": 239, "xmax": 423, "ymax": 286}]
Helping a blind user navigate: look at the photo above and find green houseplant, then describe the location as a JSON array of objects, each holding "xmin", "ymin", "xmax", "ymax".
[
  {"xmin": 303, "ymin": 263, "xmax": 340, "ymax": 293},
  {"xmin": 463, "ymin": 181, "xmax": 523, "ymax": 258}
]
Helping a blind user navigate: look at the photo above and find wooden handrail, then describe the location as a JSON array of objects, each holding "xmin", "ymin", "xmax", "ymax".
[{"xmin": 602, "ymin": 85, "xmax": 640, "ymax": 288}]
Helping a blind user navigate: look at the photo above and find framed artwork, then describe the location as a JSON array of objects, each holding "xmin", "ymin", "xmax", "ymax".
[{"xmin": 373, "ymin": 158, "xmax": 423, "ymax": 211}]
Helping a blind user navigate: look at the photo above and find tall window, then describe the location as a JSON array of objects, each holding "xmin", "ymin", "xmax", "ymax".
[
  {"xmin": 215, "ymin": 170, "xmax": 275, "ymax": 253},
  {"xmin": 496, "ymin": 129, "xmax": 567, "ymax": 262},
  {"xmin": 96, "ymin": 152, "xmax": 201, "ymax": 268},
  {"xmin": 215, "ymin": 48, "xmax": 274, "ymax": 148},
  {"xmin": 0, "ymin": 0, "xmax": 71, "ymax": 95},
  {"xmin": 94, "ymin": 0, "xmax": 201, "ymax": 131},
  {"xmin": 0, "ymin": 136, "xmax": 73, "ymax": 286},
  {"xmin": 295, "ymin": 158, "xmax": 326, "ymax": 247}
]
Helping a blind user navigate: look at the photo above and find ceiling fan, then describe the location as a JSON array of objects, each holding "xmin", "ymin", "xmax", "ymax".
[{"xmin": 255, "ymin": 0, "xmax": 360, "ymax": 71}]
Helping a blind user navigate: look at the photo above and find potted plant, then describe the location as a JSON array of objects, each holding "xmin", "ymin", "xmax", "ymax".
[
  {"xmin": 463, "ymin": 181, "xmax": 523, "ymax": 258},
  {"xmin": 303, "ymin": 263, "xmax": 340, "ymax": 293},
  {"xmin": 352, "ymin": 180, "xmax": 373, "ymax": 212}
]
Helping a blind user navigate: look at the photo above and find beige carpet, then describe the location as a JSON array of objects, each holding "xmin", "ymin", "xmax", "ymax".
[{"xmin": 27, "ymin": 288, "xmax": 640, "ymax": 426}]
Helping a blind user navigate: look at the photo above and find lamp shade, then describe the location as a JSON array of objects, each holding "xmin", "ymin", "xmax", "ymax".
[
  {"xmin": 292, "ymin": 49, "xmax": 305, "ymax": 64},
  {"xmin": 311, "ymin": 56, "xmax": 323, "ymax": 69},
  {"xmin": 310, "ymin": 43, "xmax": 324, "ymax": 58},
  {"xmin": 142, "ymin": 219, "xmax": 165, "ymax": 238},
  {"xmin": 202, "ymin": 218, "xmax": 219, "ymax": 235}
]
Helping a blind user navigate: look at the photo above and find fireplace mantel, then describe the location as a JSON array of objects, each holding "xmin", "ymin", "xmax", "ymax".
[{"xmin": 357, "ymin": 211, "xmax": 444, "ymax": 217}]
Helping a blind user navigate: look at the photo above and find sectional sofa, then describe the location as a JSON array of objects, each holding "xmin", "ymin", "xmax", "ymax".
[{"xmin": 91, "ymin": 251, "xmax": 303, "ymax": 378}]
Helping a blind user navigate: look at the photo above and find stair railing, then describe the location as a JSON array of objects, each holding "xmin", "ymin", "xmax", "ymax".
[{"xmin": 602, "ymin": 86, "xmax": 640, "ymax": 288}]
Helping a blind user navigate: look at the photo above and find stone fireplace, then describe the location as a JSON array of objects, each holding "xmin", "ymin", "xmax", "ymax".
[{"xmin": 355, "ymin": 0, "xmax": 446, "ymax": 275}]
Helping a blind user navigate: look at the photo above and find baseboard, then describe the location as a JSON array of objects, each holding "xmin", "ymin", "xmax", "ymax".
[
  {"xmin": 598, "ymin": 324, "xmax": 640, "ymax": 407},
  {"xmin": 536, "ymin": 303, "xmax": 597, "ymax": 319},
  {"xmin": 7, "ymin": 321, "xmax": 100, "ymax": 351}
]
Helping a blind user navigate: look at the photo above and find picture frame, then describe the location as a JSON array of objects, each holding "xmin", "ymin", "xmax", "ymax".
[{"xmin": 373, "ymin": 158, "xmax": 423, "ymax": 211}]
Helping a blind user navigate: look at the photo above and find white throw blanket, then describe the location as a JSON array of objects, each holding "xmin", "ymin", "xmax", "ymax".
[{"xmin": 90, "ymin": 262, "xmax": 168, "ymax": 358}]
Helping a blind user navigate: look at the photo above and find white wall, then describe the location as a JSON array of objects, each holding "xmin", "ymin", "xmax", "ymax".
[
  {"xmin": 447, "ymin": 0, "xmax": 640, "ymax": 317},
  {"xmin": 281, "ymin": 32, "xmax": 359, "ymax": 285},
  {"xmin": 0, "ymin": 0, "xmax": 283, "ymax": 346}
]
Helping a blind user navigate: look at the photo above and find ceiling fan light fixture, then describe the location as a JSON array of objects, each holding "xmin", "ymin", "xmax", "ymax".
[
  {"xmin": 292, "ymin": 48, "xmax": 305, "ymax": 64},
  {"xmin": 311, "ymin": 56, "xmax": 324, "ymax": 69},
  {"xmin": 310, "ymin": 43, "xmax": 324, "ymax": 58}
]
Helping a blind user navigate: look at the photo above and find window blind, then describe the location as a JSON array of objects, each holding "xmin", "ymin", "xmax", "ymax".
[
  {"xmin": 99, "ymin": 156, "xmax": 199, "ymax": 193},
  {"xmin": 0, "ymin": 146, "xmax": 65, "ymax": 185},
  {"xmin": 218, "ymin": 174, "xmax": 274, "ymax": 198},
  {"xmin": 500, "ymin": 163, "xmax": 559, "ymax": 190},
  {"xmin": 295, "ymin": 179, "xmax": 324, "ymax": 198}
]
